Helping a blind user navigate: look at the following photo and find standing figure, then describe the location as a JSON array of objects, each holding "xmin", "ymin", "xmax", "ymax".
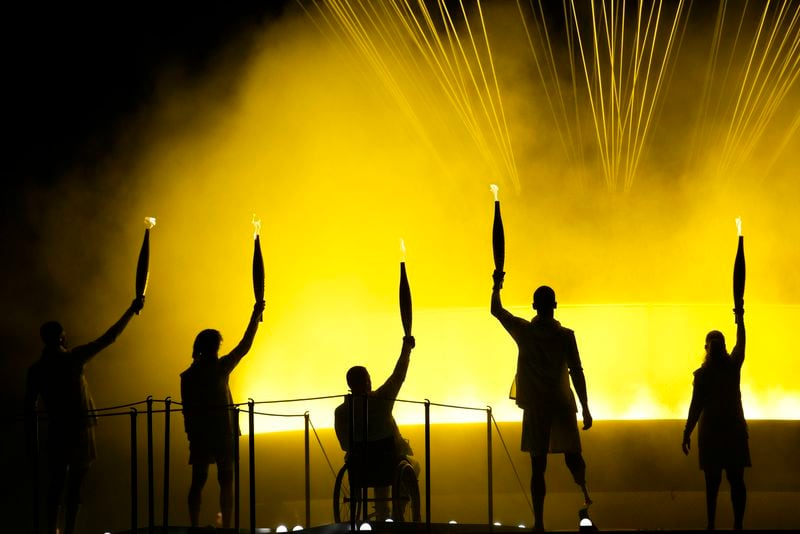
[
  {"xmin": 180, "ymin": 299, "xmax": 265, "ymax": 528},
  {"xmin": 25, "ymin": 297, "xmax": 145, "ymax": 534},
  {"xmin": 682, "ymin": 310, "xmax": 748, "ymax": 531},
  {"xmin": 334, "ymin": 335, "xmax": 419, "ymax": 521},
  {"xmin": 491, "ymin": 273, "xmax": 592, "ymax": 532}
]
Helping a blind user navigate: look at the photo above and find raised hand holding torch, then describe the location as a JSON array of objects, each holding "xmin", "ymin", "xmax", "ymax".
[
  {"xmin": 135, "ymin": 217, "xmax": 156, "ymax": 314},
  {"xmin": 491, "ymin": 184, "xmax": 505, "ymax": 290},
  {"xmin": 399, "ymin": 239, "xmax": 412, "ymax": 336},
  {"xmin": 733, "ymin": 217, "xmax": 745, "ymax": 323},
  {"xmin": 252, "ymin": 215, "xmax": 265, "ymax": 322}
]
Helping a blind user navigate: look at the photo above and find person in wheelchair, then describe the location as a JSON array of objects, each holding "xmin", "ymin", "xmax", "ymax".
[{"xmin": 334, "ymin": 335, "xmax": 419, "ymax": 521}]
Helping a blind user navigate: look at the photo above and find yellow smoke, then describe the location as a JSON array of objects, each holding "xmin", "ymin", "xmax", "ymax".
[{"xmin": 40, "ymin": 4, "xmax": 800, "ymax": 433}]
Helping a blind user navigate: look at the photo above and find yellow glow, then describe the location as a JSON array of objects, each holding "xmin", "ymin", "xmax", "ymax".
[
  {"xmin": 48, "ymin": 4, "xmax": 800, "ymax": 433},
  {"xmin": 252, "ymin": 214, "xmax": 261, "ymax": 239},
  {"xmin": 144, "ymin": 217, "xmax": 156, "ymax": 229},
  {"xmin": 490, "ymin": 183, "xmax": 499, "ymax": 202}
]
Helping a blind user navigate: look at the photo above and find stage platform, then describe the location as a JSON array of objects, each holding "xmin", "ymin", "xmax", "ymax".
[{"xmin": 112, "ymin": 522, "xmax": 798, "ymax": 534}]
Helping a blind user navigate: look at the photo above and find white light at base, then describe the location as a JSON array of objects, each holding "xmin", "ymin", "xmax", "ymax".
[
  {"xmin": 490, "ymin": 183, "xmax": 499, "ymax": 201},
  {"xmin": 736, "ymin": 216, "xmax": 742, "ymax": 237},
  {"xmin": 358, "ymin": 523, "xmax": 372, "ymax": 531},
  {"xmin": 292, "ymin": 526, "xmax": 304, "ymax": 531},
  {"xmin": 276, "ymin": 525, "xmax": 288, "ymax": 533}
]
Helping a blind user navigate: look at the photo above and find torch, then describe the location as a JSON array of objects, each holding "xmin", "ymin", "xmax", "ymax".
[
  {"xmin": 252, "ymin": 215, "xmax": 265, "ymax": 322},
  {"xmin": 733, "ymin": 217, "xmax": 745, "ymax": 323},
  {"xmin": 399, "ymin": 239, "xmax": 412, "ymax": 336},
  {"xmin": 490, "ymin": 184, "xmax": 505, "ymax": 273},
  {"xmin": 135, "ymin": 217, "xmax": 156, "ymax": 314}
]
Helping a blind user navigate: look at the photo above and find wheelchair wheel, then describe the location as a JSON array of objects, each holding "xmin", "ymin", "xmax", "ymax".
[
  {"xmin": 333, "ymin": 464, "xmax": 362, "ymax": 523},
  {"xmin": 392, "ymin": 460, "xmax": 421, "ymax": 522}
]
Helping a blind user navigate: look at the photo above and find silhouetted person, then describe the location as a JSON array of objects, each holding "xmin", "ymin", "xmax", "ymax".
[
  {"xmin": 25, "ymin": 297, "xmax": 145, "ymax": 534},
  {"xmin": 334, "ymin": 335, "xmax": 419, "ymax": 521},
  {"xmin": 180, "ymin": 299, "xmax": 265, "ymax": 528},
  {"xmin": 491, "ymin": 275, "xmax": 592, "ymax": 532},
  {"xmin": 682, "ymin": 310, "xmax": 748, "ymax": 531}
]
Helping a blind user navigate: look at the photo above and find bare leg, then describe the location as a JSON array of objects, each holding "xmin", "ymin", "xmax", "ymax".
[
  {"xmin": 219, "ymin": 465, "xmax": 234, "ymax": 528},
  {"xmin": 704, "ymin": 467, "xmax": 722, "ymax": 531},
  {"xmin": 63, "ymin": 464, "xmax": 89, "ymax": 534},
  {"xmin": 374, "ymin": 486, "xmax": 391, "ymax": 521},
  {"xmin": 188, "ymin": 463, "xmax": 209, "ymax": 527},
  {"xmin": 726, "ymin": 467, "xmax": 746, "ymax": 531},
  {"xmin": 564, "ymin": 453, "xmax": 591, "ymax": 506},
  {"xmin": 530, "ymin": 453, "xmax": 547, "ymax": 532},
  {"xmin": 46, "ymin": 458, "xmax": 67, "ymax": 534}
]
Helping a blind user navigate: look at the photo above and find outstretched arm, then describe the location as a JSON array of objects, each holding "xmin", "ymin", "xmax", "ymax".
[
  {"xmin": 731, "ymin": 310, "xmax": 746, "ymax": 366},
  {"xmin": 72, "ymin": 297, "xmax": 145, "ymax": 363},
  {"xmin": 225, "ymin": 300, "xmax": 266, "ymax": 364},
  {"xmin": 490, "ymin": 270, "xmax": 512, "ymax": 320},
  {"xmin": 377, "ymin": 336, "xmax": 415, "ymax": 399}
]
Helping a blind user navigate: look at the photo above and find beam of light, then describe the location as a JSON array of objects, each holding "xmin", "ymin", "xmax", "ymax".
[{"xmin": 48, "ymin": 1, "xmax": 800, "ymax": 438}]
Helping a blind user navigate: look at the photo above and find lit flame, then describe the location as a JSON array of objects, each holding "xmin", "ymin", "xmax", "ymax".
[
  {"xmin": 736, "ymin": 216, "xmax": 742, "ymax": 237},
  {"xmin": 400, "ymin": 238, "xmax": 406, "ymax": 263},
  {"xmin": 252, "ymin": 214, "xmax": 261, "ymax": 239},
  {"xmin": 144, "ymin": 217, "xmax": 156, "ymax": 229},
  {"xmin": 489, "ymin": 183, "xmax": 499, "ymax": 202}
]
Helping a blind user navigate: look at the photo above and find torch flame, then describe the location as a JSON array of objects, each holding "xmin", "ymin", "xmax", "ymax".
[
  {"xmin": 144, "ymin": 217, "xmax": 156, "ymax": 229},
  {"xmin": 400, "ymin": 238, "xmax": 406, "ymax": 263},
  {"xmin": 252, "ymin": 214, "xmax": 261, "ymax": 239},
  {"xmin": 489, "ymin": 184, "xmax": 499, "ymax": 202},
  {"xmin": 736, "ymin": 216, "xmax": 742, "ymax": 237}
]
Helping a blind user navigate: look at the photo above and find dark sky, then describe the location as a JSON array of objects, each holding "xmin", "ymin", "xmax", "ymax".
[{"xmin": 3, "ymin": 3, "xmax": 291, "ymax": 188}]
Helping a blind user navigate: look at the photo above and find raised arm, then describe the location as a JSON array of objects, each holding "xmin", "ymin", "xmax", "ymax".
[
  {"xmin": 225, "ymin": 300, "xmax": 266, "ymax": 364},
  {"xmin": 72, "ymin": 297, "xmax": 144, "ymax": 363},
  {"xmin": 731, "ymin": 310, "xmax": 746, "ymax": 366},
  {"xmin": 491, "ymin": 270, "xmax": 511, "ymax": 319},
  {"xmin": 377, "ymin": 335, "xmax": 415, "ymax": 399}
]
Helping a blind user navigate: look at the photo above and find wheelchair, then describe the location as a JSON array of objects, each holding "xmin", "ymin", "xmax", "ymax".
[{"xmin": 332, "ymin": 438, "xmax": 421, "ymax": 523}]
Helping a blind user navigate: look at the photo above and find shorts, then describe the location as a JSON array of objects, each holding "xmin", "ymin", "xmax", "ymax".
[
  {"xmin": 188, "ymin": 434, "xmax": 236, "ymax": 466},
  {"xmin": 48, "ymin": 425, "xmax": 97, "ymax": 468},
  {"xmin": 521, "ymin": 406, "xmax": 581, "ymax": 455}
]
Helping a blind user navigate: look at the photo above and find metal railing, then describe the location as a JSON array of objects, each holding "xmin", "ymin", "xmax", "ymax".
[{"xmin": 25, "ymin": 394, "xmax": 523, "ymax": 534}]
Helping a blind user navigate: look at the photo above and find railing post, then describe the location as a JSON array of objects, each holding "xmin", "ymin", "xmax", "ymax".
[
  {"xmin": 304, "ymin": 412, "xmax": 311, "ymax": 528},
  {"xmin": 163, "ymin": 397, "xmax": 171, "ymax": 530},
  {"xmin": 360, "ymin": 394, "xmax": 369, "ymax": 523},
  {"xmin": 31, "ymin": 410, "xmax": 41, "ymax": 534},
  {"xmin": 249, "ymin": 399, "xmax": 256, "ymax": 534},
  {"xmin": 424, "ymin": 399, "xmax": 431, "ymax": 530},
  {"xmin": 130, "ymin": 408, "xmax": 138, "ymax": 534},
  {"xmin": 487, "ymin": 406, "xmax": 493, "ymax": 529},
  {"xmin": 146, "ymin": 396, "xmax": 154, "ymax": 533},
  {"xmin": 347, "ymin": 394, "xmax": 356, "ymax": 531},
  {"xmin": 235, "ymin": 406, "xmax": 241, "ymax": 532}
]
